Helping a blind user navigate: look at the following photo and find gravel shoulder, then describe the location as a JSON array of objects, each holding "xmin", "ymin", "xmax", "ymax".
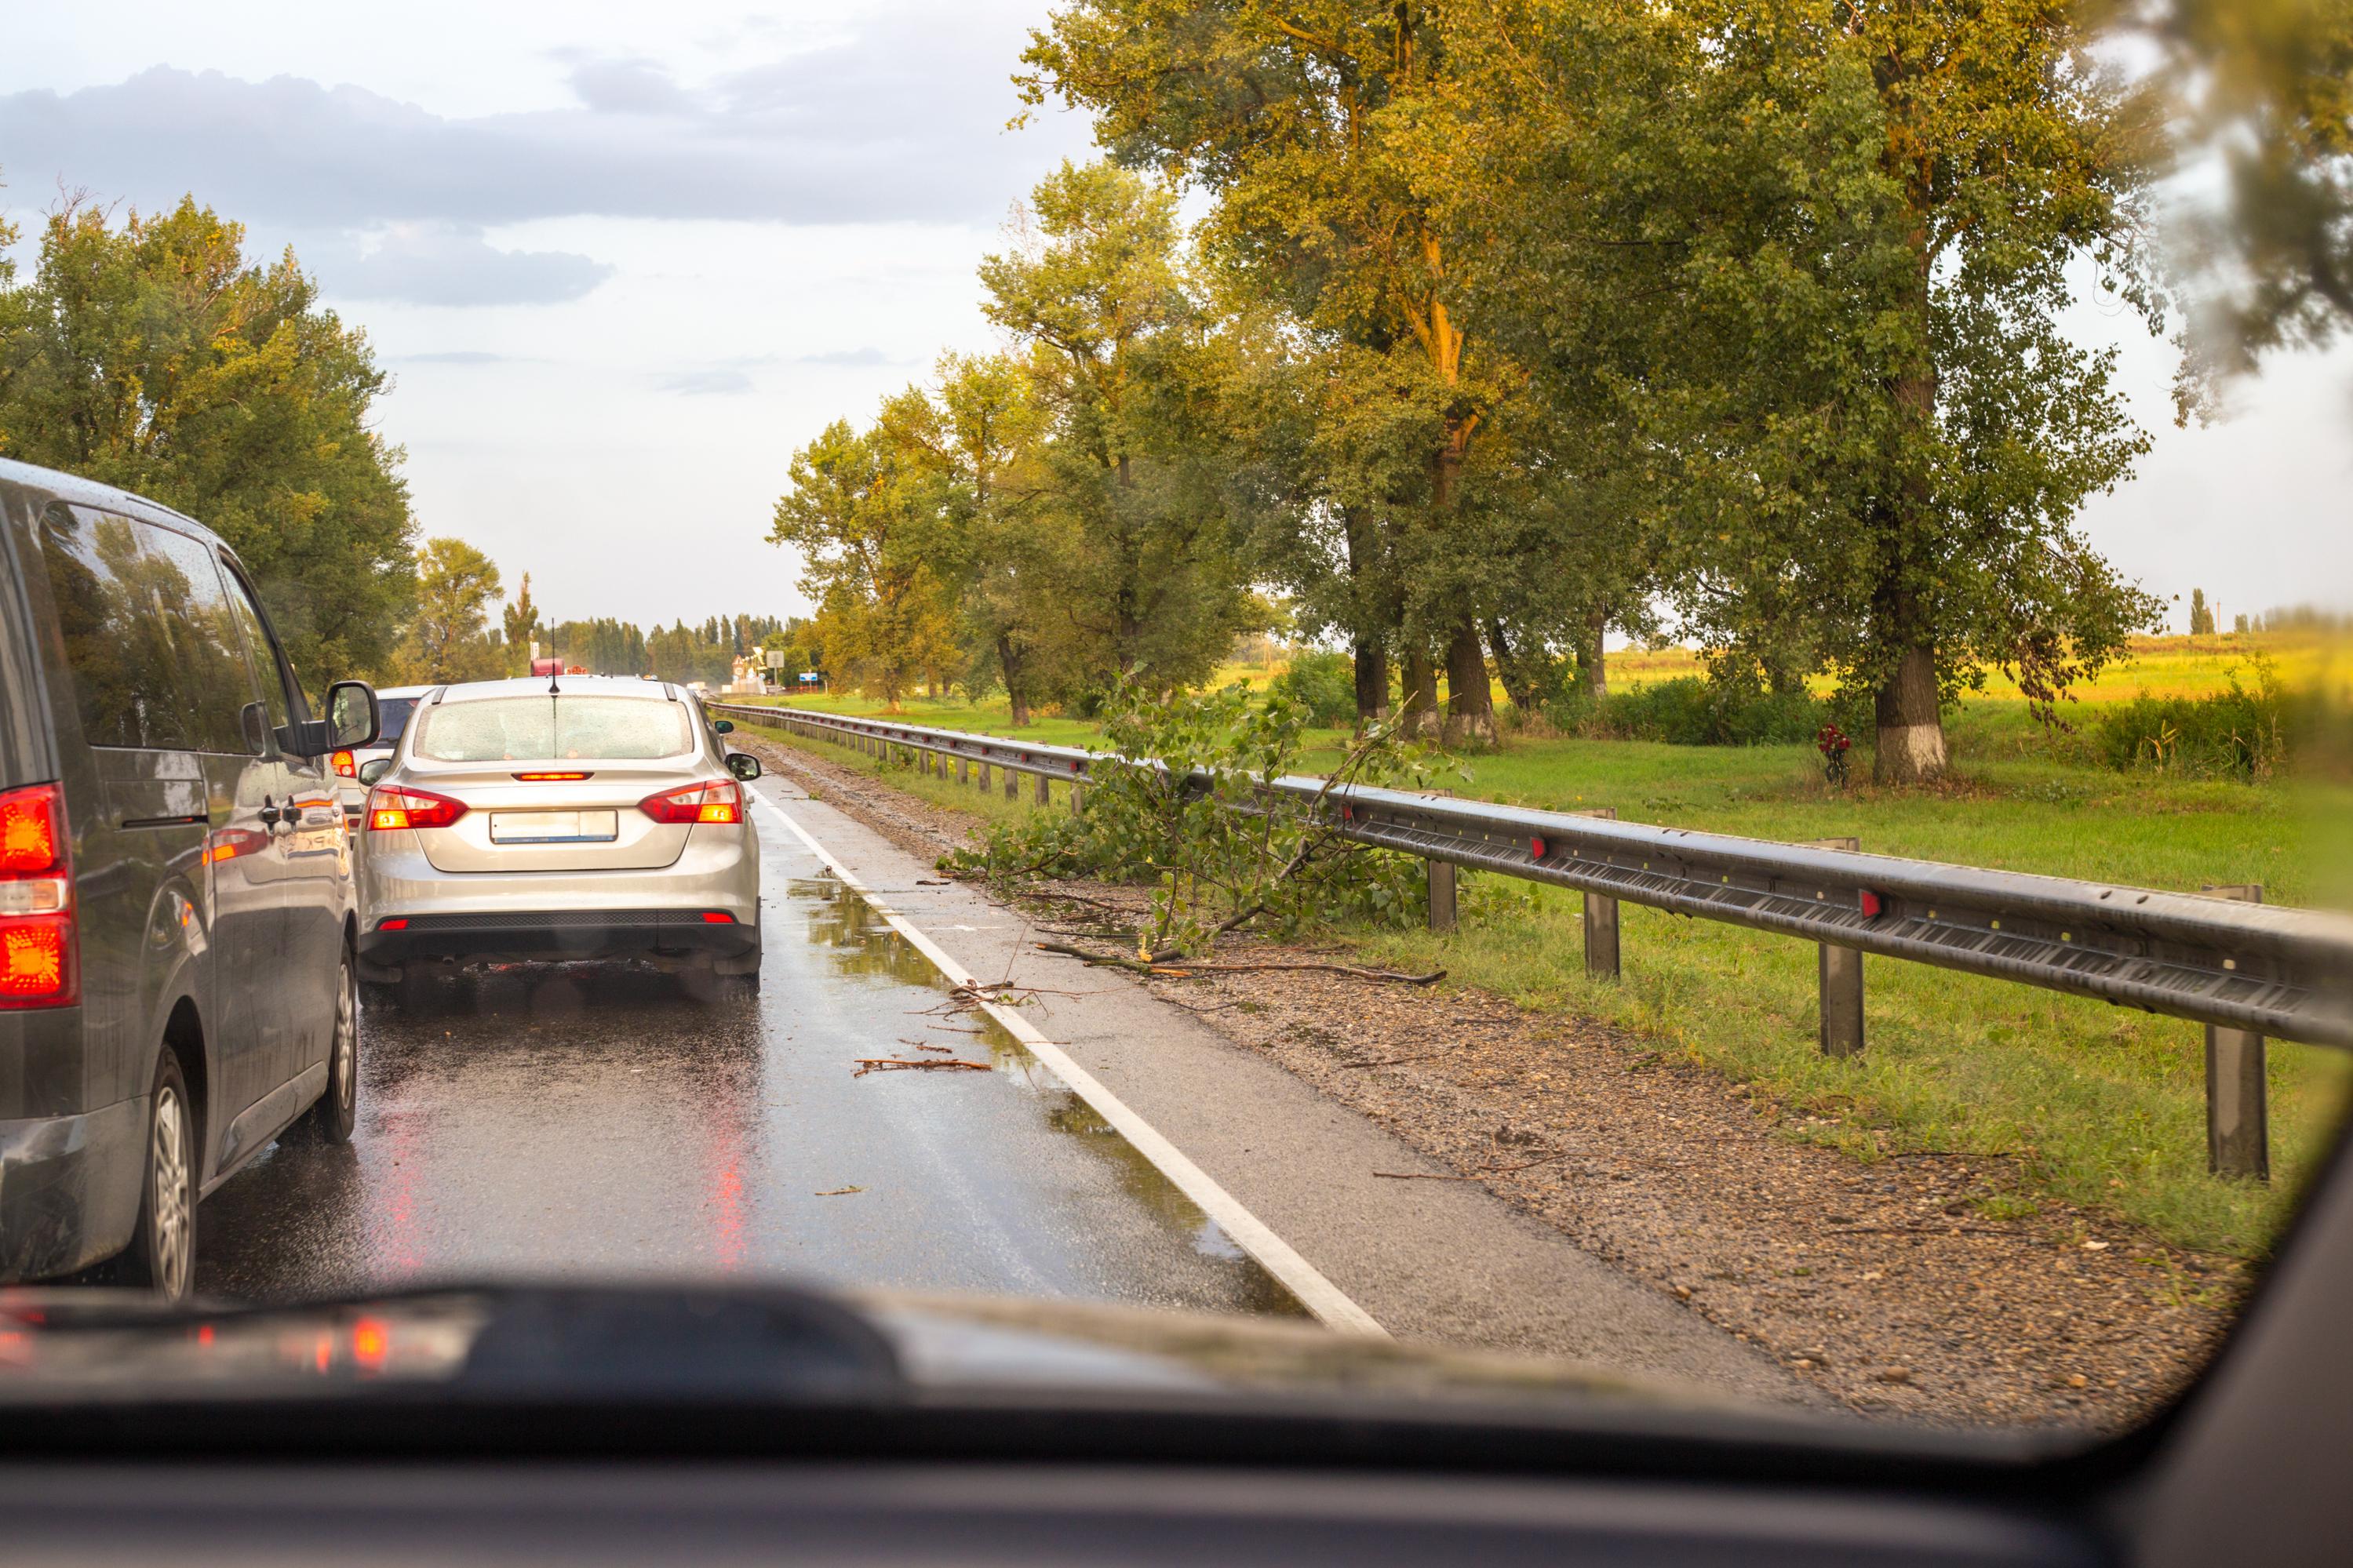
[{"xmin": 738, "ymin": 729, "xmax": 2242, "ymax": 1430}]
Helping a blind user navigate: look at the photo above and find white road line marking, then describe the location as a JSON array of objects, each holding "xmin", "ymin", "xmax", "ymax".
[{"xmin": 754, "ymin": 792, "xmax": 1389, "ymax": 1339}]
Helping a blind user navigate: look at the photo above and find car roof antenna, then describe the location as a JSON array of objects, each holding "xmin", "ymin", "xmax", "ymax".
[{"xmin": 548, "ymin": 670, "xmax": 561, "ymax": 695}]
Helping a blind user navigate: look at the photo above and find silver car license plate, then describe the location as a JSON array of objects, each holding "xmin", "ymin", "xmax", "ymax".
[{"xmin": 490, "ymin": 810, "xmax": 619, "ymax": 844}]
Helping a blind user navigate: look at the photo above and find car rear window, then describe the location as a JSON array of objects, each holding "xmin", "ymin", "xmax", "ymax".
[
  {"xmin": 377, "ymin": 697, "xmax": 419, "ymax": 747},
  {"xmin": 413, "ymin": 696, "xmax": 692, "ymax": 762}
]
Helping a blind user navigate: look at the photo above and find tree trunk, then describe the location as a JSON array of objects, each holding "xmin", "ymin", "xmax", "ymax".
[
  {"xmin": 1485, "ymin": 618, "xmax": 1536, "ymax": 712},
  {"xmin": 1441, "ymin": 620, "xmax": 1495, "ymax": 748},
  {"xmin": 1401, "ymin": 648, "xmax": 1439, "ymax": 740},
  {"xmin": 1873, "ymin": 642, "xmax": 1945, "ymax": 784},
  {"xmin": 1572, "ymin": 609, "xmax": 1608, "ymax": 700},
  {"xmin": 1352, "ymin": 638, "xmax": 1390, "ymax": 729},
  {"xmin": 997, "ymin": 634, "xmax": 1033, "ymax": 727}
]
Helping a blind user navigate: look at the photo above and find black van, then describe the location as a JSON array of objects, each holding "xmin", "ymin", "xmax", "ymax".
[{"xmin": 0, "ymin": 458, "xmax": 379, "ymax": 1298}]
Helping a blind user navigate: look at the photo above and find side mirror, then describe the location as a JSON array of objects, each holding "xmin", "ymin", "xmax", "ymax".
[
  {"xmin": 240, "ymin": 702, "xmax": 273, "ymax": 756},
  {"xmin": 326, "ymin": 681, "xmax": 381, "ymax": 751},
  {"xmin": 726, "ymin": 752, "xmax": 762, "ymax": 782},
  {"xmin": 357, "ymin": 758, "xmax": 393, "ymax": 787},
  {"xmin": 712, "ymin": 719, "xmax": 735, "ymax": 734}
]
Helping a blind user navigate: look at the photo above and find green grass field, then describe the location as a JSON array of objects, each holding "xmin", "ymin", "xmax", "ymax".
[{"xmin": 729, "ymin": 635, "xmax": 2350, "ymax": 1260}]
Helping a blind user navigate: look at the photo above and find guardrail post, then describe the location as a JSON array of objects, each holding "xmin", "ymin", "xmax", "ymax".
[
  {"xmin": 2203, "ymin": 883, "xmax": 2270, "ymax": 1181},
  {"xmin": 1034, "ymin": 771, "xmax": 1051, "ymax": 806},
  {"xmin": 977, "ymin": 760, "xmax": 990, "ymax": 790},
  {"xmin": 1427, "ymin": 860, "xmax": 1457, "ymax": 933},
  {"xmin": 1574, "ymin": 807, "xmax": 1619, "ymax": 980},
  {"xmin": 956, "ymin": 756, "xmax": 969, "ymax": 784},
  {"xmin": 1812, "ymin": 837, "xmax": 1865, "ymax": 1058},
  {"xmin": 1004, "ymin": 765, "xmax": 1018, "ymax": 800},
  {"xmin": 1070, "ymin": 780, "xmax": 1086, "ymax": 816}
]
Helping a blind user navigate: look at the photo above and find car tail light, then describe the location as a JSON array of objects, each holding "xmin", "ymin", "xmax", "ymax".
[
  {"xmin": 639, "ymin": 780, "xmax": 741, "ymax": 825},
  {"xmin": 513, "ymin": 771, "xmax": 592, "ymax": 782},
  {"xmin": 701, "ymin": 911, "xmax": 735, "ymax": 924},
  {"xmin": 330, "ymin": 750, "xmax": 357, "ymax": 778},
  {"xmin": 366, "ymin": 784, "xmax": 469, "ymax": 831},
  {"xmin": 0, "ymin": 782, "xmax": 77, "ymax": 1010}
]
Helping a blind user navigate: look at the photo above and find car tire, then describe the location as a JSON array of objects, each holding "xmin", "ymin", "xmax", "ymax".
[
  {"xmin": 118, "ymin": 1051, "xmax": 199, "ymax": 1301},
  {"xmin": 294, "ymin": 950, "xmax": 360, "ymax": 1144}
]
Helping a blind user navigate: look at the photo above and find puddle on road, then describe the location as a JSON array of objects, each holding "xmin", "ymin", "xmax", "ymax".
[{"xmin": 796, "ymin": 872, "xmax": 1306, "ymax": 1320}]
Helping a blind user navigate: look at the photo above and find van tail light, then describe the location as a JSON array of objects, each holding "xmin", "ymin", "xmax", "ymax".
[
  {"xmin": 330, "ymin": 750, "xmax": 357, "ymax": 778},
  {"xmin": 0, "ymin": 782, "xmax": 78, "ymax": 1010},
  {"xmin": 639, "ymin": 780, "xmax": 742, "ymax": 824},
  {"xmin": 366, "ymin": 784, "xmax": 469, "ymax": 831}
]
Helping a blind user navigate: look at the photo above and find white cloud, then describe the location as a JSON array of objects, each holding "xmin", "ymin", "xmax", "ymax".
[
  {"xmin": 0, "ymin": 11, "xmax": 1067, "ymax": 231},
  {"xmin": 312, "ymin": 223, "xmax": 610, "ymax": 307}
]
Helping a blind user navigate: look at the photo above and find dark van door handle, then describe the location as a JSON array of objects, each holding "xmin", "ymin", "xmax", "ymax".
[{"xmin": 258, "ymin": 796, "xmax": 286, "ymax": 829}]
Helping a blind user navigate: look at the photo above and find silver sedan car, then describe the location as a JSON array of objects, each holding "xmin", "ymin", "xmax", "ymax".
[{"xmin": 353, "ymin": 677, "xmax": 763, "ymax": 997}]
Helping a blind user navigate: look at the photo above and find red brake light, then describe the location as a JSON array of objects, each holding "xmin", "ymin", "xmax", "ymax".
[
  {"xmin": 330, "ymin": 750, "xmax": 357, "ymax": 778},
  {"xmin": 701, "ymin": 911, "xmax": 734, "ymax": 924},
  {"xmin": 0, "ymin": 784, "xmax": 64, "ymax": 875},
  {"xmin": 0, "ymin": 782, "xmax": 76, "ymax": 1010},
  {"xmin": 513, "ymin": 772, "xmax": 592, "ymax": 782},
  {"xmin": 638, "ymin": 780, "xmax": 742, "ymax": 825},
  {"xmin": 366, "ymin": 784, "xmax": 469, "ymax": 831}
]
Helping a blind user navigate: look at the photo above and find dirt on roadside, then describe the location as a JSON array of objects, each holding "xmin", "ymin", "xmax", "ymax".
[{"xmin": 741, "ymin": 729, "xmax": 2244, "ymax": 1431}]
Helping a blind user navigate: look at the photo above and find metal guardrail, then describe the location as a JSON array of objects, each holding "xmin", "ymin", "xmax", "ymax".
[{"xmin": 712, "ymin": 700, "xmax": 2353, "ymax": 1180}]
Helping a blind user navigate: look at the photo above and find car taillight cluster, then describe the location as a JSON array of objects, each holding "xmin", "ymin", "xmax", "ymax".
[
  {"xmin": 366, "ymin": 784, "xmax": 470, "ymax": 831},
  {"xmin": 0, "ymin": 781, "xmax": 77, "ymax": 1009},
  {"xmin": 638, "ymin": 780, "xmax": 742, "ymax": 824},
  {"xmin": 330, "ymin": 750, "xmax": 357, "ymax": 779}
]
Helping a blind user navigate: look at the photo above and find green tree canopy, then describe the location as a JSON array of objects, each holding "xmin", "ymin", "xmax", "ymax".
[{"xmin": 0, "ymin": 195, "xmax": 417, "ymax": 684}]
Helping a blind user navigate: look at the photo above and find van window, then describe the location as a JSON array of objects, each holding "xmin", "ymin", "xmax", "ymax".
[
  {"xmin": 38, "ymin": 506, "xmax": 253, "ymax": 752},
  {"xmin": 413, "ymin": 696, "xmax": 692, "ymax": 762},
  {"xmin": 219, "ymin": 566, "xmax": 295, "ymax": 734},
  {"xmin": 137, "ymin": 525, "xmax": 260, "ymax": 753}
]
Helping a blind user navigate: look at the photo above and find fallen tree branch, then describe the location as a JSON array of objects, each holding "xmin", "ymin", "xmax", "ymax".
[
  {"xmin": 1374, "ymin": 1149, "xmax": 1577, "ymax": 1181},
  {"xmin": 853, "ymin": 1057, "xmax": 992, "ymax": 1076},
  {"xmin": 1339, "ymin": 1049, "xmax": 1460, "ymax": 1071},
  {"xmin": 1033, "ymin": 941, "xmax": 1444, "ymax": 985}
]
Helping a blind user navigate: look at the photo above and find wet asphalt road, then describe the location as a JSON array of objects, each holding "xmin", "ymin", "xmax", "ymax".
[{"xmin": 195, "ymin": 812, "xmax": 1299, "ymax": 1319}]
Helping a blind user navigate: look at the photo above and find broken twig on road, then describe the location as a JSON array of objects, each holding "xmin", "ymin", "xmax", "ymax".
[{"xmin": 853, "ymin": 1057, "xmax": 993, "ymax": 1077}]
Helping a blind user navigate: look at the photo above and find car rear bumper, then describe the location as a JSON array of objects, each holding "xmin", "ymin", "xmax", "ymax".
[
  {"xmin": 358, "ymin": 911, "xmax": 759, "ymax": 969},
  {"xmin": 0, "ymin": 1099, "xmax": 148, "ymax": 1282}
]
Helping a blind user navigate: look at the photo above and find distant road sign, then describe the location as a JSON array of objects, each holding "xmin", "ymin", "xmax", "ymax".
[{"xmin": 762, "ymin": 648, "xmax": 788, "ymax": 668}]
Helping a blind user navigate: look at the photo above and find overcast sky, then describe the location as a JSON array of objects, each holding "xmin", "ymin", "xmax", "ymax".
[{"xmin": 2, "ymin": 0, "xmax": 2346, "ymax": 634}]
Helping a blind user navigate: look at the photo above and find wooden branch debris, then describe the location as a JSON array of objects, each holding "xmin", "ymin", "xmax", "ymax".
[
  {"xmin": 1033, "ymin": 941, "xmax": 1443, "ymax": 986},
  {"xmin": 853, "ymin": 1057, "xmax": 993, "ymax": 1077},
  {"xmin": 1373, "ymin": 1148, "xmax": 1577, "ymax": 1182}
]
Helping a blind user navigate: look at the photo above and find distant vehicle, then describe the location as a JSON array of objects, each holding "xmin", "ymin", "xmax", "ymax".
[
  {"xmin": 530, "ymin": 657, "xmax": 563, "ymax": 678},
  {"xmin": 0, "ymin": 457, "xmax": 380, "ymax": 1299},
  {"xmin": 353, "ymin": 677, "xmax": 763, "ymax": 1001}
]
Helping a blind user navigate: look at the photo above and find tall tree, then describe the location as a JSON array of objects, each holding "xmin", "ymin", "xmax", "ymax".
[
  {"xmin": 0, "ymin": 195, "xmax": 417, "ymax": 683},
  {"xmin": 502, "ymin": 572, "xmax": 541, "ymax": 665},
  {"xmin": 1020, "ymin": 9, "xmax": 1514, "ymax": 744},
  {"xmin": 769, "ymin": 417, "xmax": 961, "ymax": 710},
  {"xmin": 1444, "ymin": 1, "xmax": 2162, "ymax": 779},
  {"xmin": 395, "ymin": 538, "xmax": 503, "ymax": 685},
  {"xmin": 978, "ymin": 160, "xmax": 1258, "ymax": 695}
]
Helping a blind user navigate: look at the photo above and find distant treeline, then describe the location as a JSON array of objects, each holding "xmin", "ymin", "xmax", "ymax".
[{"xmin": 536, "ymin": 614, "xmax": 803, "ymax": 686}]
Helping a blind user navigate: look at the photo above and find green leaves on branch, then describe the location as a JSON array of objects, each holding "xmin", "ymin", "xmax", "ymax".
[{"xmin": 945, "ymin": 681, "xmax": 1441, "ymax": 959}]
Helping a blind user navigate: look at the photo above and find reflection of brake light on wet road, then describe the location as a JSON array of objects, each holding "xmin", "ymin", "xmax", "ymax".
[{"xmin": 351, "ymin": 1317, "xmax": 391, "ymax": 1372}]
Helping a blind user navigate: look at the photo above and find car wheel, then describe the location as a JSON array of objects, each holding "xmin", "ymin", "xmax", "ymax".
[
  {"xmin": 119, "ymin": 1052, "xmax": 198, "ymax": 1301},
  {"xmin": 297, "ymin": 951, "xmax": 360, "ymax": 1144}
]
